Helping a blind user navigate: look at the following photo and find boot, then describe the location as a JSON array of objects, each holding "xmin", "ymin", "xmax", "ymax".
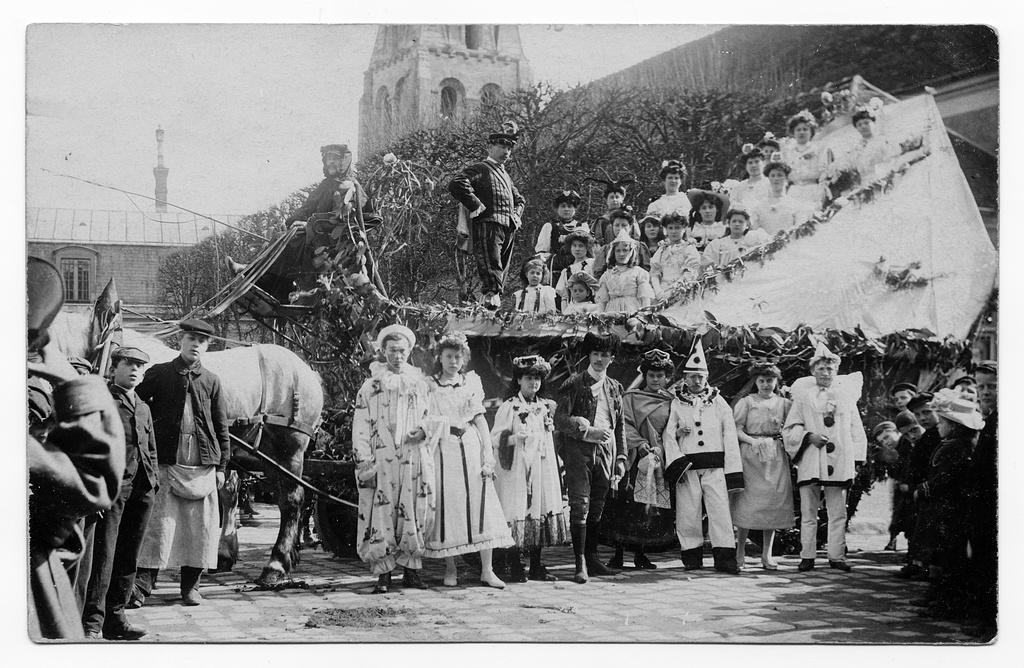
[
  {"xmin": 507, "ymin": 547, "xmax": 528, "ymax": 583},
  {"xmin": 180, "ymin": 567, "xmax": 204, "ymax": 605},
  {"xmin": 606, "ymin": 546, "xmax": 625, "ymax": 570},
  {"xmin": 680, "ymin": 546, "xmax": 704, "ymax": 571},
  {"xmin": 372, "ymin": 572, "xmax": 391, "ymax": 594},
  {"xmin": 585, "ymin": 520, "xmax": 620, "ymax": 576},
  {"xmin": 713, "ymin": 547, "xmax": 741, "ymax": 575},
  {"xmin": 528, "ymin": 547, "xmax": 557, "ymax": 582},
  {"xmin": 571, "ymin": 524, "xmax": 588, "ymax": 584},
  {"xmin": 402, "ymin": 568, "xmax": 429, "ymax": 589}
]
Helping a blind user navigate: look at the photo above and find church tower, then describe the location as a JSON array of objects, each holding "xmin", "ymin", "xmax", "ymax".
[{"xmin": 358, "ymin": 25, "xmax": 532, "ymax": 157}]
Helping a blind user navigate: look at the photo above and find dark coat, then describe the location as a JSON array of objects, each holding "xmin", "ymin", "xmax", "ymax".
[
  {"xmin": 968, "ymin": 409, "xmax": 997, "ymax": 537},
  {"xmin": 448, "ymin": 159, "xmax": 525, "ymax": 230},
  {"xmin": 284, "ymin": 176, "xmax": 380, "ymax": 228},
  {"xmin": 554, "ymin": 370, "xmax": 627, "ymax": 462},
  {"xmin": 109, "ymin": 383, "xmax": 159, "ymax": 490},
  {"xmin": 906, "ymin": 426, "xmax": 941, "ymax": 487},
  {"xmin": 914, "ymin": 435, "xmax": 973, "ymax": 567},
  {"xmin": 136, "ymin": 356, "xmax": 230, "ymax": 473}
]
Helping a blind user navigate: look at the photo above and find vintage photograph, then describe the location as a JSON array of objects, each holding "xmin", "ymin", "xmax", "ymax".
[{"xmin": 24, "ymin": 19, "xmax": 999, "ymax": 645}]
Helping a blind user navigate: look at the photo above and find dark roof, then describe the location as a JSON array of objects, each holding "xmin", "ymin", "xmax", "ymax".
[{"xmin": 596, "ymin": 25, "xmax": 998, "ymax": 95}]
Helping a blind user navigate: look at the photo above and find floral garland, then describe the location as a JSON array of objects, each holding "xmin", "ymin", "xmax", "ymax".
[
  {"xmin": 650, "ymin": 150, "xmax": 931, "ymax": 311},
  {"xmin": 872, "ymin": 258, "xmax": 938, "ymax": 291}
]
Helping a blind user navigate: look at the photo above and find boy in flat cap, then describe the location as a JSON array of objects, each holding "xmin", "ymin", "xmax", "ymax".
[
  {"xmin": 133, "ymin": 319, "xmax": 230, "ymax": 607},
  {"xmin": 896, "ymin": 391, "xmax": 940, "ymax": 580},
  {"xmin": 82, "ymin": 346, "xmax": 159, "ymax": 640},
  {"xmin": 448, "ymin": 122, "xmax": 526, "ymax": 309}
]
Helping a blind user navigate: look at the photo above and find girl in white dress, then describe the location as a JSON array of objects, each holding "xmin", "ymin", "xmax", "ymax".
[
  {"xmin": 491, "ymin": 355, "xmax": 570, "ymax": 582},
  {"xmin": 561, "ymin": 271, "xmax": 600, "ymax": 315},
  {"xmin": 751, "ymin": 156, "xmax": 813, "ymax": 236},
  {"xmin": 781, "ymin": 110, "xmax": 826, "ymax": 209},
  {"xmin": 645, "ymin": 160, "xmax": 692, "ymax": 220},
  {"xmin": 703, "ymin": 208, "xmax": 771, "ymax": 272},
  {"xmin": 649, "ymin": 213, "xmax": 701, "ymax": 300},
  {"xmin": 685, "ymin": 186, "xmax": 729, "ymax": 253},
  {"xmin": 512, "ymin": 258, "xmax": 558, "ymax": 314},
  {"xmin": 553, "ymin": 229, "xmax": 596, "ymax": 305},
  {"xmin": 729, "ymin": 135, "xmax": 778, "ymax": 208},
  {"xmin": 596, "ymin": 229, "xmax": 655, "ymax": 313},
  {"xmin": 424, "ymin": 332, "xmax": 514, "ymax": 588}
]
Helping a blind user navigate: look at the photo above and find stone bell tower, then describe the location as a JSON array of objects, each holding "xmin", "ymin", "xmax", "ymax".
[{"xmin": 358, "ymin": 25, "xmax": 532, "ymax": 157}]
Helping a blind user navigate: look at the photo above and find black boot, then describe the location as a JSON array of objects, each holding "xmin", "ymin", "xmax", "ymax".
[
  {"xmin": 528, "ymin": 547, "xmax": 557, "ymax": 582},
  {"xmin": 402, "ymin": 568, "xmax": 428, "ymax": 589},
  {"xmin": 607, "ymin": 546, "xmax": 625, "ymax": 570},
  {"xmin": 680, "ymin": 546, "xmax": 704, "ymax": 570},
  {"xmin": 180, "ymin": 567, "xmax": 204, "ymax": 605},
  {"xmin": 634, "ymin": 549, "xmax": 657, "ymax": 570},
  {"xmin": 585, "ymin": 520, "xmax": 621, "ymax": 576},
  {"xmin": 508, "ymin": 547, "xmax": 528, "ymax": 583},
  {"xmin": 713, "ymin": 547, "xmax": 741, "ymax": 575},
  {"xmin": 571, "ymin": 524, "xmax": 588, "ymax": 584},
  {"xmin": 372, "ymin": 572, "xmax": 392, "ymax": 594}
]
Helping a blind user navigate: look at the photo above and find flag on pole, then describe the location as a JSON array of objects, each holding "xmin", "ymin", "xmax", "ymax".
[{"xmin": 90, "ymin": 277, "xmax": 123, "ymax": 376}]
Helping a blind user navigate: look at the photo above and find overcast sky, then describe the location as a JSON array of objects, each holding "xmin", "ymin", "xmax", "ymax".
[{"xmin": 26, "ymin": 24, "xmax": 722, "ymax": 216}]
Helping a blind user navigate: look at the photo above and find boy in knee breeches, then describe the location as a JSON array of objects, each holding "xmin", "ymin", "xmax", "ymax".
[{"xmin": 555, "ymin": 332, "xmax": 627, "ymax": 584}]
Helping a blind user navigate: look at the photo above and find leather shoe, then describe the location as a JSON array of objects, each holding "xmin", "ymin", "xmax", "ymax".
[
  {"xmin": 633, "ymin": 552, "xmax": 657, "ymax": 570},
  {"xmin": 828, "ymin": 560, "xmax": 852, "ymax": 572},
  {"xmin": 401, "ymin": 568, "xmax": 429, "ymax": 589},
  {"xmin": 181, "ymin": 588, "xmax": 203, "ymax": 606},
  {"xmin": 798, "ymin": 559, "xmax": 815, "ymax": 572},
  {"xmin": 372, "ymin": 572, "xmax": 391, "ymax": 594},
  {"xmin": 586, "ymin": 555, "xmax": 621, "ymax": 576},
  {"xmin": 103, "ymin": 624, "xmax": 147, "ymax": 641},
  {"xmin": 84, "ymin": 631, "xmax": 103, "ymax": 641}
]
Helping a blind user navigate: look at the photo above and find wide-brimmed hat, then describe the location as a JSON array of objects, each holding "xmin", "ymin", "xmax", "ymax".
[
  {"xmin": 930, "ymin": 388, "xmax": 985, "ymax": 431},
  {"xmin": 376, "ymin": 324, "xmax": 416, "ymax": 350},
  {"xmin": 562, "ymin": 229, "xmax": 595, "ymax": 252},
  {"xmin": 686, "ymin": 186, "xmax": 731, "ymax": 216}
]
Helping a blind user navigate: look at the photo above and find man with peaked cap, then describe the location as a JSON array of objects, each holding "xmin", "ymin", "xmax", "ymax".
[
  {"xmin": 783, "ymin": 341, "xmax": 867, "ymax": 572},
  {"xmin": 663, "ymin": 338, "xmax": 743, "ymax": 574},
  {"xmin": 27, "ymin": 257, "xmax": 126, "ymax": 640},
  {"xmin": 235, "ymin": 143, "xmax": 381, "ymax": 304},
  {"xmin": 133, "ymin": 319, "xmax": 229, "ymax": 607},
  {"xmin": 81, "ymin": 346, "xmax": 160, "ymax": 640},
  {"xmin": 554, "ymin": 332, "xmax": 628, "ymax": 583},
  {"xmin": 448, "ymin": 121, "xmax": 526, "ymax": 309}
]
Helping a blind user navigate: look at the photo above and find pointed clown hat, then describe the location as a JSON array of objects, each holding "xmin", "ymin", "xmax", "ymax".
[
  {"xmin": 809, "ymin": 340, "xmax": 841, "ymax": 369},
  {"xmin": 683, "ymin": 337, "xmax": 709, "ymax": 374},
  {"xmin": 607, "ymin": 227, "xmax": 639, "ymax": 265}
]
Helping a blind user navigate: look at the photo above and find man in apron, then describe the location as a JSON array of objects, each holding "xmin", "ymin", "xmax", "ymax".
[{"xmin": 134, "ymin": 319, "xmax": 230, "ymax": 606}]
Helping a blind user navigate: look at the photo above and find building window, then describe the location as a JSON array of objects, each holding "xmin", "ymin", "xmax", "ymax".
[
  {"xmin": 465, "ymin": 25, "xmax": 482, "ymax": 50},
  {"xmin": 61, "ymin": 257, "xmax": 91, "ymax": 303},
  {"xmin": 439, "ymin": 78, "xmax": 465, "ymax": 119},
  {"xmin": 375, "ymin": 86, "xmax": 392, "ymax": 128},
  {"xmin": 480, "ymin": 83, "xmax": 503, "ymax": 107}
]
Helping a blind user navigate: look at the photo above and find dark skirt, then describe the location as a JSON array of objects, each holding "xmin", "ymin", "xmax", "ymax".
[
  {"xmin": 598, "ymin": 474, "xmax": 677, "ymax": 552},
  {"xmin": 914, "ymin": 499, "xmax": 968, "ymax": 568},
  {"xmin": 889, "ymin": 486, "xmax": 916, "ymax": 537}
]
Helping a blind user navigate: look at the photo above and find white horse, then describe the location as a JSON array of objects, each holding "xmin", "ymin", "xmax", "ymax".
[{"xmin": 49, "ymin": 312, "xmax": 325, "ymax": 585}]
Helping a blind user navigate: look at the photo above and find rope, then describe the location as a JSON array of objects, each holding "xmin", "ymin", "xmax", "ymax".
[
  {"xmin": 40, "ymin": 168, "xmax": 268, "ymax": 242},
  {"xmin": 229, "ymin": 433, "xmax": 358, "ymax": 509},
  {"xmin": 120, "ymin": 306, "xmax": 255, "ymax": 347}
]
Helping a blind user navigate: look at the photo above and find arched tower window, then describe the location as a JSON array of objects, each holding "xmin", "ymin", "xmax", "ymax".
[
  {"xmin": 465, "ymin": 25, "xmax": 483, "ymax": 50},
  {"xmin": 375, "ymin": 86, "xmax": 392, "ymax": 127},
  {"xmin": 394, "ymin": 77, "xmax": 406, "ymax": 125},
  {"xmin": 480, "ymin": 83, "xmax": 503, "ymax": 107},
  {"xmin": 438, "ymin": 78, "xmax": 465, "ymax": 119}
]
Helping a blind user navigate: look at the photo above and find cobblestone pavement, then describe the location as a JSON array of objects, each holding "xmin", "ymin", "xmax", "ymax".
[{"xmin": 115, "ymin": 503, "xmax": 984, "ymax": 644}]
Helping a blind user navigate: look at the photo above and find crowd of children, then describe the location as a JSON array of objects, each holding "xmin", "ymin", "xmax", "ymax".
[{"xmin": 514, "ymin": 105, "xmax": 923, "ymax": 315}]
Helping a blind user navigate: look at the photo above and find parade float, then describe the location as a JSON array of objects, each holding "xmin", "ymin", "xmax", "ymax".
[{"xmin": 79, "ymin": 77, "xmax": 995, "ymax": 560}]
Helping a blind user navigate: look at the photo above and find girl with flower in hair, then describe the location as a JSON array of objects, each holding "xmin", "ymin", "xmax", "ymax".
[
  {"xmin": 730, "ymin": 364, "xmax": 794, "ymax": 570},
  {"xmin": 781, "ymin": 110, "xmax": 826, "ymax": 208},
  {"xmin": 423, "ymin": 332, "xmax": 514, "ymax": 588},
  {"xmin": 553, "ymin": 229, "xmax": 596, "ymax": 306},
  {"xmin": 645, "ymin": 160, "xmax": 692, "ymax": 220},
  {"xmin": 729, "ymin": 134, "xmax": 778, "ymax": 208},
  {"xmin": 595, "ymin": 229, "xmax": 655, "ymax": 314},
  {"xmin": 490, "ymin": 355, "xmax": 569, "ymax": 582},
  {"xmin": 593, "ymin": 208, "xmax": 648, "ymax": 278}
]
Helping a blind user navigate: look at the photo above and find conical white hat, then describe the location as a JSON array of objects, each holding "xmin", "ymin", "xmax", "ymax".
[{"xmin": 684, "ymin": 337, "xmax": 709, "ymax": 374}]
